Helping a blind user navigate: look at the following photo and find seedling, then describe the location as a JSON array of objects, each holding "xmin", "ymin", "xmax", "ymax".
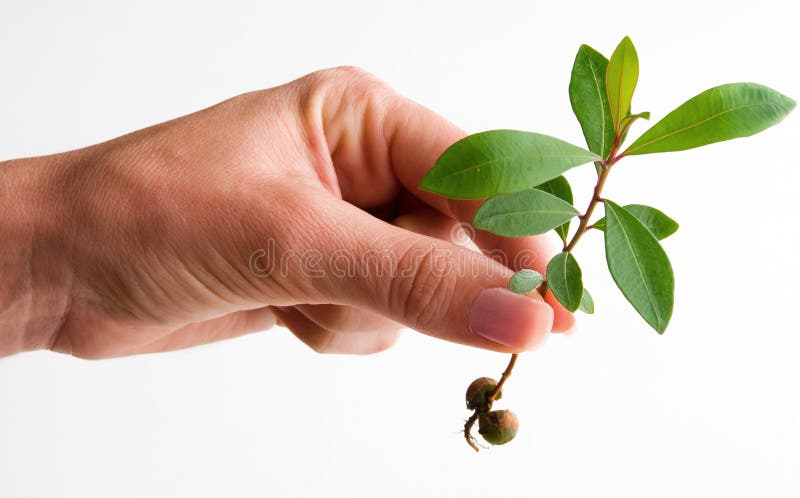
[{"xmin": 419, "ymin": 37, "xmax": 795, "ymax": 451}]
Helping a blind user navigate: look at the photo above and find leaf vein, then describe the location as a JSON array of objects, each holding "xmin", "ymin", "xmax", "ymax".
[
  {"xmin": 438, "ymin": 153, "xmax": 597, "ymax": 180},
  {"xmin": 561, "ymin": 254, "xmax": 572, "ymax": 304},
  {"xmin": 587, "ymin": 57, "xmax": 608, "ymax": 156},
  {"xmin": 485, "ymin": 209, "xmax": 576, "ymax": 218}
]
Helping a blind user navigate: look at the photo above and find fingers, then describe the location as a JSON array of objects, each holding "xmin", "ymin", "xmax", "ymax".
[
  {"xmin": 279, "ymin": 205, "xmax": 459, "ymax": 355},
  {"xmin": 274, "ymin": 306, "xmax": 401, "ymax": 354},
  {"xmin": 303, "ymin": 68, "xmax": 574, "ymax": 332},
  {"xmin": 293, "ymin": 303, "xmax": 402, "ymax": 336},
  {"xmin": 284, "ymin": 195, "xmax": 552, "ymax": 353},
  {"xmin": 392, "ymin": 204, "xmax": 476, "ymax": 249},
  {"xmin": 125, "ymin": 307, "xmax": 278, "ymax": 355}
]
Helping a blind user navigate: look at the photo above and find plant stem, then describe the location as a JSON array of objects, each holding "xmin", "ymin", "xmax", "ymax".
[
  {"xmin": 488, "ymin": 353, "xmax": 517, "ymax": 404},
  {"xmin": 564, "ymin": 161, "xmax": 612, "ymax": 252}
]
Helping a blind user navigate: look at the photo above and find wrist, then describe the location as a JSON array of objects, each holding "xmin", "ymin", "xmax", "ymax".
[{"xmin": 0, "ymin": 152, "xmax": 75, "ymax": 356}]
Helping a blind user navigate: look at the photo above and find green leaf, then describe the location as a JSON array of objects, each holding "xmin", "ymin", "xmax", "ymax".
[
  {"xmin": 619, "ymin": 111, "xmax": 650, "ymax": 145},
  {"xmin": 509, "ymin": 269, "xmax": 544, "ymax": 294},
  {"xmin": 534, "ymin": 176, "xmax": 574, "ymax": 242},
  {"xmin": 419, "ymin": 130, "xmax": 600, "ymax": 199},
  {"xmin": 473, "ymin": 188, "xmax": 579, "ymax": 237},
  {"xmin": 593, "ymin": 204, "xmax": 679, "ymax": 240},
  {"xmin": 546, "ymin": 252, "xmax": 583, "ymax": 312},
  {"xmin": 578, "ymin": 288, "xmax": 595, "ymax": 314},
  {"xmin": 620, "ymin": 111, "xmax": 651, "ymax": 132},
  {"xmin": 569, "ymin": 44, "xmax": 614, "ymax": 160},
  {"xmin": 606, "ymin": 36, "xmax": 639, "ymax": 133},
  {"xmin": 624, "ymin": 83, "xmax": 796, "ymax": 155},
  {"xmin": 603, "ymin": 201, "xmax": 674, "ymax": 333}
]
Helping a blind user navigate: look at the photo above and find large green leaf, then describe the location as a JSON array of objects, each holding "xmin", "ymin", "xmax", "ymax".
[
  {"xmin": 603, "ymin": 201, "xmax": 674, "ymax": 333},
  {"xmin": 606, "ymin": 36, "xmax": 639, "ymax": 133},
  {"xmin": 624, "ymin": 83, "xmax": 796, "ymax": 155},
  {"xmin": 509, "ymin": 269, "xmax": 544, "ymax": 294},
  {"xmin": 473, "ymin": 188, "xmax": 579, "ymax": 237},
  {"xmin": 593, "ymin": 204, "xmax": 679, "ymax": 240},
  {"xmin": 534, "ymin": 175, "xmax": 574, "ymax": 242},
  {"xmin": 546, "ymin": 252, "xmax": 583, "ymax": 312},
  {"xmin": 419, "ymin": 130, "xmax": 600, "ymax": 199},
  {"xmin": 569, "ymin": 44, "xmax": 614, "ymax": 160}
]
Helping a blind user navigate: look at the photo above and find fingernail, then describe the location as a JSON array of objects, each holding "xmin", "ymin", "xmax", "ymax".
[{"xmin": 469, "ymin": 288, "xmax": 553, "ymax": 350}]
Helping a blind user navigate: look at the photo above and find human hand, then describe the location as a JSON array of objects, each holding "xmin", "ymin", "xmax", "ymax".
[{"xmin": 0, "ymin": 67, "xmax": 573, "ymax": 359}]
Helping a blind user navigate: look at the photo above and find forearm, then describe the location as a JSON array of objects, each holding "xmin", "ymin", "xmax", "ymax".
[{"xmin": 0, "ymin": 154, "xmax": 73, "ymax": 356}]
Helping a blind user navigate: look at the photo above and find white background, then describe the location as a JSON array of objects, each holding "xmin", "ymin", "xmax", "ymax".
[{"xmin": 1, "ymin": 1, "xmax": 799, "ymax": 497}]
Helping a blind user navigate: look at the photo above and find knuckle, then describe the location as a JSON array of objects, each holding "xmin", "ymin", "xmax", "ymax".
[
  {"xmin": 325, "ymin": 65, "xmax": 373, "ymax": 80},
  {"xmin": 304, "ymin": 65, "xmax": 395, "ymax": 104},
  {"xmin": 388, "ymin": 242, "xmax": 455, "ymax": 329},
  {"xmin": 318, "ymin": 65, "xmax": 378, "ymax": 86}
]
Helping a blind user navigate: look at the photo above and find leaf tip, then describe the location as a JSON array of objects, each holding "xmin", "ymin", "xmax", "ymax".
[
  {"xmin": 787, "ymin": 95, "xmax": 797, "ymax": 112},
  {"xmin": 614, "ymin": 35, "xmax": 636, "ymax": 55},
  {"xmin": 418, "ymin": 166, "xmax": 450, "ymax": 196}
]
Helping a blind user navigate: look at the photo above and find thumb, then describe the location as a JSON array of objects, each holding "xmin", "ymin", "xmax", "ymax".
[{"xmin": 302, "ymin": 196, "xmax": 553, "ymax": 352}]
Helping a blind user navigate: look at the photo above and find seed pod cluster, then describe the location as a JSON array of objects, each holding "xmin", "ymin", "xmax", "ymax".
[{"xmin": 465, "ymin": 377, "xmax": 519, "ymax": 447}]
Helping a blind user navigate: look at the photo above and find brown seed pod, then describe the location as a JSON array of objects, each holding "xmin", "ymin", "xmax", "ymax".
[
  {"xmin": 465, "ymin": 377, "xmax": 501, "ymax": 411},
  {"xmin": 478, "ymin": 409, "xmax": 519, "ymax": 445}
]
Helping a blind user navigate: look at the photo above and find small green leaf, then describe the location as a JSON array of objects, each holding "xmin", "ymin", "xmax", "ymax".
[
  {"xmin": 473, "ymin": 188, "xmax": 579, "ymax": 237},
  {"xmin": 593, "ymin": 204, "xmax": 679, "ymax": 240},
  {"xmin": 546, "ymin": 252, "xmax": 583, "ymax": 312},
  {"xmin": 606, "ymin": 36, "xmax": 640, "ymax": 133},
  {"xmin": 534, "ymin": 175, "xmax": 574, "ymax": 242},
  {"xmin": 578, "ymin": 288, "xmax": 595, "ymax": 314},
  {"xmin": 623, "ymin": 111, "xmax": 651, "ymax": 122},
  {"xmin": 509, "ymin": 269, "xmax": 544, "ymax": 294},
  {"xmin": 603, "ymin": 201, "xmax": 674, "ymax": 333},
  {"xmin": 569, "ymin": 44, "xmax": 614, "ymax": 160},
  {"xmin": 419, "ymin": 130, "xmax": 600, "ymax": 199},
  {"xmin": 620, "ymin": 111, "xmax": 651, "ymax": 132},
  {"xmin": 619, "ymin": 111, "xmax": 650, "ymax": 145},
  {"xmin": 624, "ymin": 83, "xmax": 796, "ymax": 155}
]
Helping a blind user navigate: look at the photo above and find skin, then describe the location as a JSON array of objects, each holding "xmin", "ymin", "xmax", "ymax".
[{"xmin": 0, "ymin": 66, "xmax": 573, "ymax": 359}]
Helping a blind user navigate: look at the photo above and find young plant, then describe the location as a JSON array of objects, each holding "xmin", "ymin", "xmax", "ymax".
[{"xmin": 419, "ymin": 37, "xmax": 795, "ymax": 451}]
